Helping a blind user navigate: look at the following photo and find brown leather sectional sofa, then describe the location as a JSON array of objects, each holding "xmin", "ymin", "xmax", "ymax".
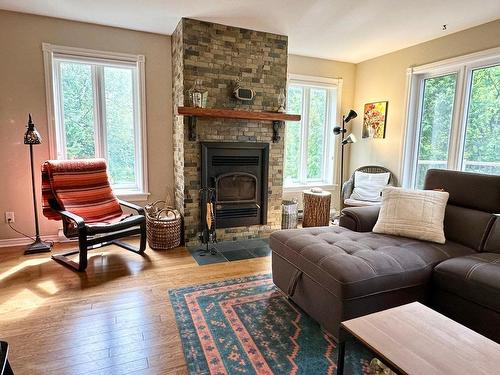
[{"xmin": 270, "ymin": 169, "xmax": 500, "ymax": 342}]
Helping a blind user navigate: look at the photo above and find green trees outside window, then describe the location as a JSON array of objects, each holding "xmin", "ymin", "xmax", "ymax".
[
  {"xmin": 462, "ymin": 65, "xmax": 500, "ymax": 174},
  {"xmin": 56, "ymin": 60, "xmax": 140, "ymax": 190},
  {"xmin": 284, "ymin": 83, "xmax": 335, "ymax": 187},
  {"xmin": 61, "ymin": 62, "xmax": 96, "ymax": 159},
  {"xmin": 415, "ymin": 74, "xmax": 456, "ymax": 188},
  {"xmin": 414, "ymin": 64, "xmax": 499, "ymax": 188}
]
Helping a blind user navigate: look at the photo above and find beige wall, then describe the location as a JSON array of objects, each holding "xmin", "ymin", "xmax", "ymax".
[
  {"xmin": 349, "ymin": 19, "xmax": 500, "ymax": 182},
  {"xmin": 0, "ymin": 10, "xmax": 173, "ymax": 241},
  {"xmin": 286, "ymin": 55, "xmax": 357, "ymax": 211},
  {"xmin": 288, "ymin": 54, "xmax": 356, "ymax": 116}
]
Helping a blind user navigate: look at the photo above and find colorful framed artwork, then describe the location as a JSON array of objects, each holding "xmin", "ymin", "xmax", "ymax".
[{"xmin": 362, "ymin": 101, "xmax": 388, "ymax": 138}]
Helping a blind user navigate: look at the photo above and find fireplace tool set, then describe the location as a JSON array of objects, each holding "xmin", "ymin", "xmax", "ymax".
[{"xmin": 198, "ymin": 187, "xmax": 219, "ymax": 256}]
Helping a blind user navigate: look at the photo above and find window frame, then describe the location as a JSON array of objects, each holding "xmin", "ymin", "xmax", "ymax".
[
  {"xmin": 42, "ymin": 43, "xmax": 149, "ymax": 201},
  {"xmin": 284, "ymin": 74, "xmax": 342, "ymax": 191},
  {"xmin": 401, "ymin": 47, "xmax": 500, "ymax": 188}
]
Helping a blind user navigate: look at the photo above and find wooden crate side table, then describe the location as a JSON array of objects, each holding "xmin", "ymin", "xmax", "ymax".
[{"xmin": 302, "ymin": 189, "xmax": 331, "ymax": 227}]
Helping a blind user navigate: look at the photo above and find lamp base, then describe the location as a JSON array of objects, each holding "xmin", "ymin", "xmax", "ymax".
[{"xmin": 25, "ymin": 236, "xmax": 52, "ymax": 255}]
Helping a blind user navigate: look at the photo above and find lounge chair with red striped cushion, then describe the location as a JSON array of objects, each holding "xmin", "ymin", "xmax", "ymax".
[{"xmin": 42, "ymin": 158, "xmax": 146, "ymax": 271}]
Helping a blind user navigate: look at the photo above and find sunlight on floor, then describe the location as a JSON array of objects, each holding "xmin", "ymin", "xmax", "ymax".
[
  {"xmin": 0, "ymin": 289, "xmax": 45, "ymax": 319},
  {"xmin": 0, "ymin": 258, "xmax": 50, "ymax": 281},
  {"xmin": 0, "ymin": 258, "xmax": 54, "ymax": 320},
  {"xmin": 37, "ymin": 280, "xmax": 59, "ymax": 295}
]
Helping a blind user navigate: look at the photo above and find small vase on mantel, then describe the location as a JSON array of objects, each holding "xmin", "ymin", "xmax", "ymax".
[{"xmin": 188, "ymin": 79, "xmax": 208, "ymax": 108}]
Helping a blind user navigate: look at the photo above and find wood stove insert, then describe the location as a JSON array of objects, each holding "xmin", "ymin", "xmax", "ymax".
[{"xmin": 201, "ymin": 142, "xmax": 269, "ymax": 228}]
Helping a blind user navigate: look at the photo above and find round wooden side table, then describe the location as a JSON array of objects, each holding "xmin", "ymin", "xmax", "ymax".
[{"xmin": 302, "ymin": 189, "xmax": 332, "ymax": 227}]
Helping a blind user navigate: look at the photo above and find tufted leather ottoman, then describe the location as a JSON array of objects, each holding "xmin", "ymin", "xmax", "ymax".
[{"xmin": 270, "ymin": 225, "xmax": 474, "ymax": 340}]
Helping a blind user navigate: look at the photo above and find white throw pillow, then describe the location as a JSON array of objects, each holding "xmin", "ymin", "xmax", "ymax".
[
  {"xmin": 350, "ymin": 171, "xmax": 390, "ymax": 202},
  {"xmin": 373, "ymin": 187, "xmax": 449, "ymax": 244}
]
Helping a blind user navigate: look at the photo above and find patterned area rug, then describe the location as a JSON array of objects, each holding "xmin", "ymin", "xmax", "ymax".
[{"xmin": 169, "ymin": 274, "xmax": 373, "ymax": 374}]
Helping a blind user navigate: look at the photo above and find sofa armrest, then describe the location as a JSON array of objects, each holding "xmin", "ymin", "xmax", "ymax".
[{"xmin": 339, "ymin": 206, "xmax": 380, "ymax": 232}]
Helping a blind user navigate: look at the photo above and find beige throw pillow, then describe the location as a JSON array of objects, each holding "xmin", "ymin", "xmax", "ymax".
[{"xmin": 373, "ymin": 187, "xmax": 449, "ymax": 244}]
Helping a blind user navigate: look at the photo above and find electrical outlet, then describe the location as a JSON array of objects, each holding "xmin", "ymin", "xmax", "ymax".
[{"xmin": 5, "ymin": 212, "xmax": 15, "ymax": 223}]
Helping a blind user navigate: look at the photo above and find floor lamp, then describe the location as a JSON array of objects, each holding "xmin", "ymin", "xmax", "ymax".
[
  {"xmin": 333, "ymin": 110, "xmax": 357, "ymax": 211},
  {"xmin": 24, "ymin": 114, "xmax": 52, "ymax": 254}
]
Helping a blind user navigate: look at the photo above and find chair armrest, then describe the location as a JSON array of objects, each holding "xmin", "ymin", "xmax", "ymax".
[
  {"xmin": 339, "ymin": 206, "xmax": 380, "ymax": 232},
  {"xmin": 58, "ymin": 210, "xmax": 86, "ymax": 229},
  {"xmin": 118, "ymin": 199, "xmax": 145, "ymax": 216}
]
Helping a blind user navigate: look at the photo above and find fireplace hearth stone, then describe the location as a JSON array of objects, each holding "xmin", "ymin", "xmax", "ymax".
[{"xmin": 188, "ymin": 238, "xmax": 271, "ymax": 266}]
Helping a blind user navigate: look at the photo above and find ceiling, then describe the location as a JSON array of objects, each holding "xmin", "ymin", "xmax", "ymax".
[{"xmin": 1, "ymin": 0, "xmax": 499, "ymax": 63}]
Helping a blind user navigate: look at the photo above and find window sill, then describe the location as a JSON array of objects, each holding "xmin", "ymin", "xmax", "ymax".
[
  {"xmin": 283, "ymin": 183, "xmax": 338, "ymax": 193},
  {"xmin": 115, "ymin": 191, "xmax": 151, "ymax": 202}
]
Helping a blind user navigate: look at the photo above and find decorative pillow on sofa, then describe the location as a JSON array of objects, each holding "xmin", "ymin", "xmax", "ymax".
[
  {"xmin": 373, "ymin": 186, "xmax": 449, "ymax": 244},
  {"xmin": 350, "ymin": 171, "xmax": 390, "ymax": 202}
]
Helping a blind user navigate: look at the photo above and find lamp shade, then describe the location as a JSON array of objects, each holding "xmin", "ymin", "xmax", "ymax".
[
  {"xmin": 24, "ymin": 114, "xmax": 42, "ymax": 145},
  {"xmin": 344, "ymin": 109, "xmax": 357, "ymax": 123},
  {"xmin": 333, "ymin": 126, "xmax": 344, "ymax": 135},
  {"xmin": 342, "ymin": 133, "xmax": 357, "ymax": 145}
]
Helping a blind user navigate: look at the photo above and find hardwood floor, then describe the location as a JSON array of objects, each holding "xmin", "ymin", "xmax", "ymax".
[{"xmin": 0, "ymin": 239, "xmax": 271, "ymax": 374}]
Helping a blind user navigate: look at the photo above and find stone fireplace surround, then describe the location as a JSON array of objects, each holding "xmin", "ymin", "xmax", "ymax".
[{"xmin": 172, "ymin": 18, "xmax": 288, "ymax": 245}]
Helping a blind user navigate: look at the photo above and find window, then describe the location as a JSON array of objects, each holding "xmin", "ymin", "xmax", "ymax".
[
  {"xmin": 403, "ymin": 48, "xmax": 500, "ymax": 188},
  {"xmin": 43, "ymin": 44, "xmax": 148, "ymax": 199},
  {"xmin": 284, "ymin": 75, "xmax": 341, "ymax": 188}
]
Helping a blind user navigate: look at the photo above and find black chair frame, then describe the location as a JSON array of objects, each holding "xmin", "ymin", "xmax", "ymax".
[{"xmin": 51, "ymin": 199, "xmax": 146, "ymax": 272}]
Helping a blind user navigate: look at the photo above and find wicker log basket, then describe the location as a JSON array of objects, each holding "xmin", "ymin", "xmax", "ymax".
[{"xmin": 144, "ymin": 201, "xmax": 182, "ymax": 250}]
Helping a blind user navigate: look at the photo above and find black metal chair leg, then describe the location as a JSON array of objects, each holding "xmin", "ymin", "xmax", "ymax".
[
  {"xmin": 51, "ymin": 253, "xmax": 82, "ymax": 271},
  {"xmin": 78, "ymin": 229, "xmax": 88, "ymax": 271},
  {"xmin": 111, "ymin": 223, "xmax": 146, "ymax": 254},
  {"xmin": 112, "ymin": 240, "xmax": 142, "ymax": 253},
  {"xmin": 139, "ymin": 221, "xmax": 146, "ymax": 253},
  {"xmin": 52, "ymin": 227, "xmax": 89, "ymax": 272},
  {"xmin": 52, "ymin": 209, "xmax": 146, "ymax": 272}
]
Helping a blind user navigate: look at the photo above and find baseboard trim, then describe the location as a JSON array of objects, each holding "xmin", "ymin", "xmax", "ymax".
[
  {"xmin": 0, "ymin": 235, "xmax": 60, "ymax": 248},
  {"xmin": 0, "ymin": 228, "xmax": 76, "ymax": 247}
]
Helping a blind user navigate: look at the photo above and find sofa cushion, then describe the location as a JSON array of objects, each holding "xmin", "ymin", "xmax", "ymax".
[
  {"xmin": 423, "ymin": 169, "xmax": 500, "ymax": 251},
  {"xmin": 373, "ymin": 187, "xmax": 449, "ymax": 244},
  {"xmin": 483, "ymin": 215, "xmax": 500, "ymax": 254},
  {"xmin": 433, "ymin": 253, "xmax": 500, "ymax": 312},
  {"xmin": 443, "ymin": 205, "xmax": 496, "ymax": 251},
  {"xmin": 270, "ymin": 226, "xmax": 474, "ymax": 301},
  {"xmin": 424, "ymin": 169, "xmax": 500, "ymax": 213}
]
